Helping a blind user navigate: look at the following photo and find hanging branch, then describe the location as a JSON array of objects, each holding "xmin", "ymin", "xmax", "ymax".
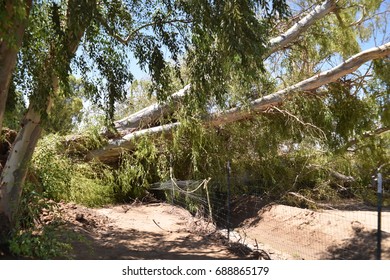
[
  {"xmin": 98, "ymin": 16, "xmax": 191, "ymax": 46},
  {"xmin": 269, "ymin": 106, "xmax": 327, "ymax": 140}
]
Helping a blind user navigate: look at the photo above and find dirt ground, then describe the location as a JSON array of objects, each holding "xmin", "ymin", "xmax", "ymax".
[
  {"xmin": 49, "ymin": 199, "xmax": 389, "ymax": 260},
  {"xmin": 56, "ymin": 202, "xmax": 270, "ymax": 260},
  {"xmin": 240, "ymin": 203, "xmax": 390, "ymax": 259}
]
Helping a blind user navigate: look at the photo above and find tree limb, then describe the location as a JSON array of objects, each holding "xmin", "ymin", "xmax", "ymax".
[
  {"xmin": 344, "ymin": 126, "xmax": 390, "ymax": 150},
  {"xmin": 268, "ymin": 0, "xmax": 337, "ymax": 55},
  {"xmin": 207, "ymin": 42, "xmax": 390, "ymax": 126},
  {"xmin": 113, "ymin": 0, "xmax": 336, "ymax": 133},
  {"xmin": 87, "ymin": 122, "xmax": 180, "ymax": 163},
  {"xmin": 114, "ymin": 85, "xmax": 190, "ymax": 134}
]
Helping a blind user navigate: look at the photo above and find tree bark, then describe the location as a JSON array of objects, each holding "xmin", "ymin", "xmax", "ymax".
[
  {"xmin": 0, "ymin": 0, "xmax": 95, "ymax": 240},
  {"xmin": 114, "ymin": 85, "xmax": 190, "ymax": 134},
  {"xmin": 0, "ymin": 106, "xmax": 43, "ymax": 233},
  {"xmin": 112, "ymin": 0, "xmax": 336, "ymax": 134},
  {"xmin": 207, "ymin": 42, "xmax": 390, "ymax": 126},
  {"xmin": 88, "ymin": 122, "xmax": 180, "ymax": 163},
  {"xmin": 267, "ymin": 0, "xmax": 336, "ymax": 55},
  {"xmin": 88, "ymin": 42, "xmax": 390, "ymax": 163},
  {"xmin": 0, "ymin": 0, "xmax": 32, "ymax": 133}
]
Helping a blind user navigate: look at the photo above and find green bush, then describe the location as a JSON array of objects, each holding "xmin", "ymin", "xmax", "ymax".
[
  {"xmin": 9, "ymin": 226, "xmax": 72, "ymax": 259},
  {"xmin": 9, "ymin": 182, "xmax": 71, "ymax": 259},
  {"xmin": 31, "ymin": 134, "xmax": 115, "ymax": 207}
]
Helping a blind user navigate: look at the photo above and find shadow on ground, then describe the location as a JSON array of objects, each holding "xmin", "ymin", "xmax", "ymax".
[
  {"xmin": 63, "ymin": 224, "xmax": 237, "ymax": 260},
  {"xmin": 324, "ymin": 229, "xmax": 390, "ymax": 260}
]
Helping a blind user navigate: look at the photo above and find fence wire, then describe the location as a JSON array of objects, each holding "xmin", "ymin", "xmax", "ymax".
[{"xmin": 150, "ymin": 170, "xmax": 390, "ymax": 260}]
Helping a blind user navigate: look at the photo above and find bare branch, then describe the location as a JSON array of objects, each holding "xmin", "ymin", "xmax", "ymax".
[
  {"xmin": 348, "ymin": 4, "xmax": 366, "ymax": 27},
  {"xmin": 287, "ymin": 192, "xmax": 317, "ymax": 205},
  {"xmin": 268, "ymin": 0, "xmax": 337, "ymax": 54},
  {"xmin": 269, "ymin": 106, "xmax": 327, "ymax": 140}
]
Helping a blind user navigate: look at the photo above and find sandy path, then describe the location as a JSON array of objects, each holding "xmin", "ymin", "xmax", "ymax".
[
  {"xmin": 240, "ymin": 204, "xmax": 390, "ymax": 259},
  {"xmin": 66, "ymin": 203, "xmax": 238, "ymax": 259}
]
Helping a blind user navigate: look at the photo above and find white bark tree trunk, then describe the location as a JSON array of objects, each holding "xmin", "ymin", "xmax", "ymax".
[
  {"xmin": 267, "ymin": 0, "xmax": 336, "ymax": 55},
  {"xmin": 208, "ymin": 42, "xmax": 390, "ymax": 126},
  {"xmin": 0, "ymin": 0, "xmax": 95, "ymax": 237},
  {"xmin": 112, "ymin": 0, "xmax": 336, "ymax": 134},
  {"xmin": 0, "ymin": 106, "xmax": 43, "ymax": 229},
  {"xmin": 114, "ymin": 85, "xmax": 190, "ymax": 134},
  {"xmin": 88, "ymin": 122, "xmax": 180, "ymax": 163},
  {"xmin": 89, "ymin": 42, "xmax": 390, "ymax": 162}
]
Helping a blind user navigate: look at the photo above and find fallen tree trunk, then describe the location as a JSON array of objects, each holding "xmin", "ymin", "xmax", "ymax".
[
  {"xmin": 207, "ymin": 42, "xmax": 390, "ymax": 126},
  {"xmin": 87, "ymin": 122, "xmax": 180, "ymax": 163},
  {"xmin": 112, "ymin": 0, "xmax": 336, "ymax": 134},
  {"xmin": 267, "ymin": 0, "xmax": 336, "ymax": 54},
  {"xmin": 88, "ymin": 42, "xmax": 390, "ymax": 163},
  {"xmin": 114, "ymin": 85, "xmax": 190, "ymax": 134}
]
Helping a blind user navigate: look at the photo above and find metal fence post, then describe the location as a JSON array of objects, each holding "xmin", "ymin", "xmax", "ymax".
[
  {"xmin": 226, "ymin": 161, "xmax": 231, "ymax": 242},
  {"xmin": 377, "ymin": 172, "xmax": 383, "ymax": 260},
  {"xmin": 170, "ymin": 154, "xmax": 174, "ymax": 206}
]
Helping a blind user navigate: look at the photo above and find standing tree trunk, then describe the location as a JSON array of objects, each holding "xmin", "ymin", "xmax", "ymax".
[
  {"xmin": 0, "ymin": 106, "xmax": 43, "ymax": 236},
  {"xmin": 0, "ymin": 0, "xmax": 95, "ymax": 242},
  {"xmin": 0, "ymin": 0, "xmax": 32, "ymax": 133}
]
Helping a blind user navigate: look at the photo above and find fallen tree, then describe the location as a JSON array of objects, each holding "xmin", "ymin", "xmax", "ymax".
[
  {"xmin": 87, "ymin": 123, "xmax": 180, "ymax": 163},
  {"xmin": 88, "ymin": 42, "xmax": 390, "ymax": 163},
  {"xmin": 114, "ymin": 85, "xmax": 190, "ymax": 134},
  {"xmin": 208, "ymin": 42, "xmax": 390, "ymax": 126},
  {"xmin": 112, "ymin": 0, "xmax": 337, "ymax": 134}
]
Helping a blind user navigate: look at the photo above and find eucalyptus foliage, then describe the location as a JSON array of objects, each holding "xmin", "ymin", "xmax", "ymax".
[{"xmin": 11, "ymin": 0, "xmax": 290, "ymax": 128}]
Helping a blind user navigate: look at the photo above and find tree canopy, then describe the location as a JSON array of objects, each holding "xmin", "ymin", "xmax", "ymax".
[{"xmin": 0, "ymin": 0, "xmax": 390, "ymax": 258}]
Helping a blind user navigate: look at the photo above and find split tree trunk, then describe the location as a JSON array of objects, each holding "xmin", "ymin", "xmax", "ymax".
[{"xmin": 0, "ymin": 0, "xmax": 32, "ymax": 133}]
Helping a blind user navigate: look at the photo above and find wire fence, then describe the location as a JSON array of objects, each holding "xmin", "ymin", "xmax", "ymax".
[{"xmin": 150, "ymin": 163, "xmax": 390, "ymax": 260}]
